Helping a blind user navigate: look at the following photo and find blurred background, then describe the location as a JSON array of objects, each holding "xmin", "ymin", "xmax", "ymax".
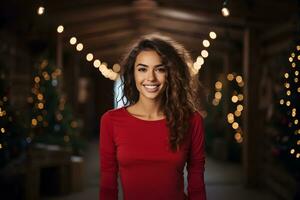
[{"xmin": 0, "ymin": 0, "xmax": 299, "ymax": 199}]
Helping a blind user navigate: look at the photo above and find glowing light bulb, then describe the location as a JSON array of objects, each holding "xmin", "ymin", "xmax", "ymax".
[
  {"xmin": 215, "ymin": 81, "xmax": 222, "ymax": 90},
  {"xmin": 201, "ymin": 50, "xmax": 209, "ymax": 58},
  {"xmin": 209, "ymin": 31, "xmax": 217, "ymax": 39},
  {"xmin": 202, "ymin": 40, "xmax": 210, "ymax": 47},
  {"xmin": 37, "ymin": 6, "xmax": 45, "ymax": 15},
  {"xmin": 86, "ymin": 53, "xmax": 93, "ymax": 61},
  {"xmin": 70, "ymin": 37, "xmax": 77, "ymax": 45},
  {"xmin": 76, "ymin": 43, "xmax": 83, "ymax": 51},
  {"xmin": 221, "ymin": 7, "xmax": 230, "ymax": 17},
  {"xmin": 57, "ymin": 25, "xmax": 64, "ymax": 33}
]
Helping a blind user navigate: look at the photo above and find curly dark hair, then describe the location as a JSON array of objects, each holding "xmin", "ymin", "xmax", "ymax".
[{"xmin": 119, "ymin": 34, "xmax": 203, "ymax": 152}]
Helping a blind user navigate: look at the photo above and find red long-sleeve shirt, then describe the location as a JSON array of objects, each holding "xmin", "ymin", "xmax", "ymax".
[{"xmin": 99, "ymin": 107, "xmax": 206, "ymax": 200}]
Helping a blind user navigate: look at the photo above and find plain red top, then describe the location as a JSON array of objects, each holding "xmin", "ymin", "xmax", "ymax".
[{"xmin": 99, "ymin": 107, "xmax": 206, "ymax": 200}]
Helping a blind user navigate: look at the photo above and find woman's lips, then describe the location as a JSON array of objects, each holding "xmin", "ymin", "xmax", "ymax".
[{"xmin": 143, "ymin": 84, "xmax": 160, "ymax": 93}]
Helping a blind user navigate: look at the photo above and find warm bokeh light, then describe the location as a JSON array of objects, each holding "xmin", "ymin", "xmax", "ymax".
[
  {"xmin": 212, "ymin": 99, "xmax": 219, "ymax": 106},
  {"xmin": 236, "ymin": 75, "xmax": 243, "ymax": 83},
  {"xmin": 227, "ymin": 73, "xmax": 234, "ymax": 81},
  {"xmin": 37, "ymin": 6, "xmax": 45, "ymax": 15},
  {"xmin": 196, "ymin": 56, "xmax": 204, "ymax": 65},
  {"xmin": 215, "ymin": 91, "xmax": 222, "ymax": 99},
  {"xmin": 227, "ymin": 113, "xmax": 234, "ymax": 123},
  {"xmin": 221, "ymin": 7, "xmax": 230, "ymax": 17},
  {"xmin": 32, "ymin": 119, "xmax": 38, "ymax": 126},
  {"xmin": 70, "ymin": 37, "xmax": 77, "ymax": 45},
  {"xmin": 34, "ymin": 76, "xmax": 41, "ymax": 83},
  {"xmin": 202, "ymin": 40, "xmax": 210, "ymax": 47},
  {"xmin": 237, "ymin": 104, "xmax": 243, "ymax": 112},
  {"xmin": 37, "ymin": 103, "xmax": 44, "ymax": 109},
  {"xmin": 284, "ymin": 73, "xmax": 289, "ymax": 78},
  {"xmin": 215, "ymin": 81, "xmax": 222, "ymax": 90},
  {"xmin": 86, "ymin": 53, "xmax": 94, "ymax": 61},
  {"xmin": 234, "ymin": 110, "xmax": 241, "ymax": 117},
  {"xmin": 290, "ymin": 149, "xmax": 295, "ymax": 154},
  {"xmin": 201, "ymin": 50, "xmax": 209, "ymax": 58},
  {"xmin": 209, "ymin": 31, "xmax": 217, "ymax": 39},
  {"xmin": 232, "ymin": 122, "xmax": 239, "ymax": 129},
  {"xmin": 231, "ymin": 95, "xmax": 238, "ymax": 103},
  {"xmin": 76, "ymin": 43, "xmax": 83, "ymax": 51},
  {"xmin": 238, "ymin": 94, "xmax": 244, "ymax": 101},
  {"xmin": 113, "ymin": 64, "xmax": 121, "ymax": 73},
  {"xmin": 57, "ymin": 25, "xmax": 64, "ymax": 33}
]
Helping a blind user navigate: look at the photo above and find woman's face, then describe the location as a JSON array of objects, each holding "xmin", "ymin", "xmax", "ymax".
[{"xmin": 134, "ymin": 50, "xmax": 167, "ymax": 102}]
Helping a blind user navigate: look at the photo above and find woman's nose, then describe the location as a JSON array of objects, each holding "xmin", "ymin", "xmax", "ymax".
[{"xmin": 146, "ymin": 70, "xmax": 156, "ymax": 81}]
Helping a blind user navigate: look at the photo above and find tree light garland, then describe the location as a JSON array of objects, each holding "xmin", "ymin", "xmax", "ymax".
[{"xmin": 279, "ymin": 45, "xmax": 300, "ymax": 159}]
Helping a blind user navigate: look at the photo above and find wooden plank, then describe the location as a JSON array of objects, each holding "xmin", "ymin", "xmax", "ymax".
[
  {"xmin": 63, "ymin": 18, "xmax": 134, "ymax": 39},
  {"xmin": 50, "ymin": 5, "xmax": 134, "ymax": 25}
]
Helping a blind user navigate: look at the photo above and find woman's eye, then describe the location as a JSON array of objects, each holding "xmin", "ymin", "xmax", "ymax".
[
  {"xmin": 138, "ymin": 68, "xmax": 147, "ymax": 72},
  {"xmin": 156, "ymin": 68, "xmax": 166, "ymax": 73}
]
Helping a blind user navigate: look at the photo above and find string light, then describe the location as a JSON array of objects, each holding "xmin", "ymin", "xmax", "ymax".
[
  {"xmin": 202, "ymin": 40, "xmax": 210, "ymax": 48},
  {"xmin": 76, "ymin": 43, "xmax": 83, "ymax": 51},
  {"xmin": 209, "ymin": 31, "xmax": 217, "ymax": 39},
  {"xmin": 201, "ymin": 50, "xmax": 209, "ymax": 58},
  {"xmin": 221, "ymin": 0, "xmax": 230, "ymax": 17},
  {"xmin": 93, "ymin": 59, "xmax": 101, "ymax": 68},
  {"xmin": 70, "ymin": 37, "xmax": 77, "ymax": 45},
  {"xmin": 37, "ymin": 6, "xmax": 45, "ymax": 15},
  {"xmin": 57, "ymin": 25, "xmax": 64, "ymax": 33},
  {"xmin": 86, "ymin": 53, "xmax": 94, "ymax": 62},
  {"xmin": 215, "ymin": 81, "xmax": 222, "ymax": 90}
]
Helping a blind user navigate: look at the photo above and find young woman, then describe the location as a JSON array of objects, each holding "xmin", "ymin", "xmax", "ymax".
[{"xmin": 100, "ymin": 34, "xmax": 206, "ymax": 200}]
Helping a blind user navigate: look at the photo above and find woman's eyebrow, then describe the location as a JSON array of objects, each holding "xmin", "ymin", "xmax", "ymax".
[{"xmin": 136, "ymin": 63, "xmax": 164, "ymax": 67}]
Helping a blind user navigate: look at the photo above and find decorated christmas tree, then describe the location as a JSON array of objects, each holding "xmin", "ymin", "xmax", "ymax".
[
  {"xmin": 0, "ymin": 63, "xmax": 27, "ymax": 168},
  {"xmin": 28, "ymin": 58, "xmax": 84, "ymax": 155},
  {"xmin": 271, "ymin": 44, "xmax": 300, "ymax": 173}
]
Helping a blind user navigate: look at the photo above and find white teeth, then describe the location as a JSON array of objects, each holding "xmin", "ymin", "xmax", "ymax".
[{"xmin": 144, "ymin": 85, "xmax": 158, "ymax": 89}]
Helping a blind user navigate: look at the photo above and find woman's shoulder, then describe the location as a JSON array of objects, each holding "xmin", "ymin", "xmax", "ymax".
[{"xmin": 101, "ymin": 107, "xmax": 126, "ymax": 120}]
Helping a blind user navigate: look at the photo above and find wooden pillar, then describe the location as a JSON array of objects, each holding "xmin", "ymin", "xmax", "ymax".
[{"xmin": 242, "ymin": 27, "xmax": 263, "ymax": 187}]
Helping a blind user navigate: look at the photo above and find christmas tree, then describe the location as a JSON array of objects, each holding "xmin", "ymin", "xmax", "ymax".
[
  {"xmin": 28, "ymin": 58, "xmax": 84, "ymax": 155},
  {"xmin": 0, "ymin": 63, "xmax": 27, "ymax": 168},
  {"xmin": 272, "ymin": 44, "xmax": 300, "ymax": 173}
]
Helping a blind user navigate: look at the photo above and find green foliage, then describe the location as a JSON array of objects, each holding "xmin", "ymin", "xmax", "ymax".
[
  {"xmin": 28, "ymin": 59, "xmax": 85, "ymax": 155},
  {"xmin": 0, "ymin": 64, "xmax": 27, "ymax": 168}
]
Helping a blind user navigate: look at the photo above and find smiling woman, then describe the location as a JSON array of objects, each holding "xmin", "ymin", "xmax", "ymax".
[
  {"xmin": 99, "ymin": 34, "xmax": 206, "ymax": 200},
  {"xmin": 134, "ymin": 50, "xmax": 167, "ymax": 103}
]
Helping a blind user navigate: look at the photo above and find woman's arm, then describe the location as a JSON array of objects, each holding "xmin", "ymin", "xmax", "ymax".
[
  {"xmin": 99, "ymin": 112, "xmax": 118, "ymax": 200},
  {"xmin": 187, "ymin": 112, "xmax": 206, "ymax": 200}
]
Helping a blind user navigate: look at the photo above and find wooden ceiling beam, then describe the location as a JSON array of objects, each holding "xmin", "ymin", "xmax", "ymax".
[{"xmin": 62, "ymin": 18, "xmax": 134, "ymax": 39}]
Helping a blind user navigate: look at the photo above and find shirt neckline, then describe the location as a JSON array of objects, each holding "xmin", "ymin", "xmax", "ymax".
[{"xmin": 122, "ymin": 106, "xmax": 166, "ymax": 123}]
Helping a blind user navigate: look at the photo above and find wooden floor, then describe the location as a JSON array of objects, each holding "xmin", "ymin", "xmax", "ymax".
[{"xmin": 43, "ymin": 140, "xmax": 275, "ymax": 200}]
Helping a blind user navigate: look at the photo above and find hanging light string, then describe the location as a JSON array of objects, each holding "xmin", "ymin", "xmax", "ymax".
[
  {"xmin": 57, "ymin": 25, "xmax": 120, "ymax": 81},
  {"xmin": 212, "ymin": 73, "xmax": 244, "ymax": 143},
  {"xmin": 192, "ymin": 31, "xmax": 217, "ymax": 75}
]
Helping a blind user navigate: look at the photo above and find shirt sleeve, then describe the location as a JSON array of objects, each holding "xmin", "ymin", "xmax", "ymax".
[
  {"xmin": 187, "ymin": 112, "xmax": 206, "ymax": 200},
  {"xmin": 99, "ymin": 112, "xmax": 118, "ymax": 200}
]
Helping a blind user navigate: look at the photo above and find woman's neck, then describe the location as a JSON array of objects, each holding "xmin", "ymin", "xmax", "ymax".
[{"xmin": 133, "ymin": 99, "xmax": 164, "ymax": 119}]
